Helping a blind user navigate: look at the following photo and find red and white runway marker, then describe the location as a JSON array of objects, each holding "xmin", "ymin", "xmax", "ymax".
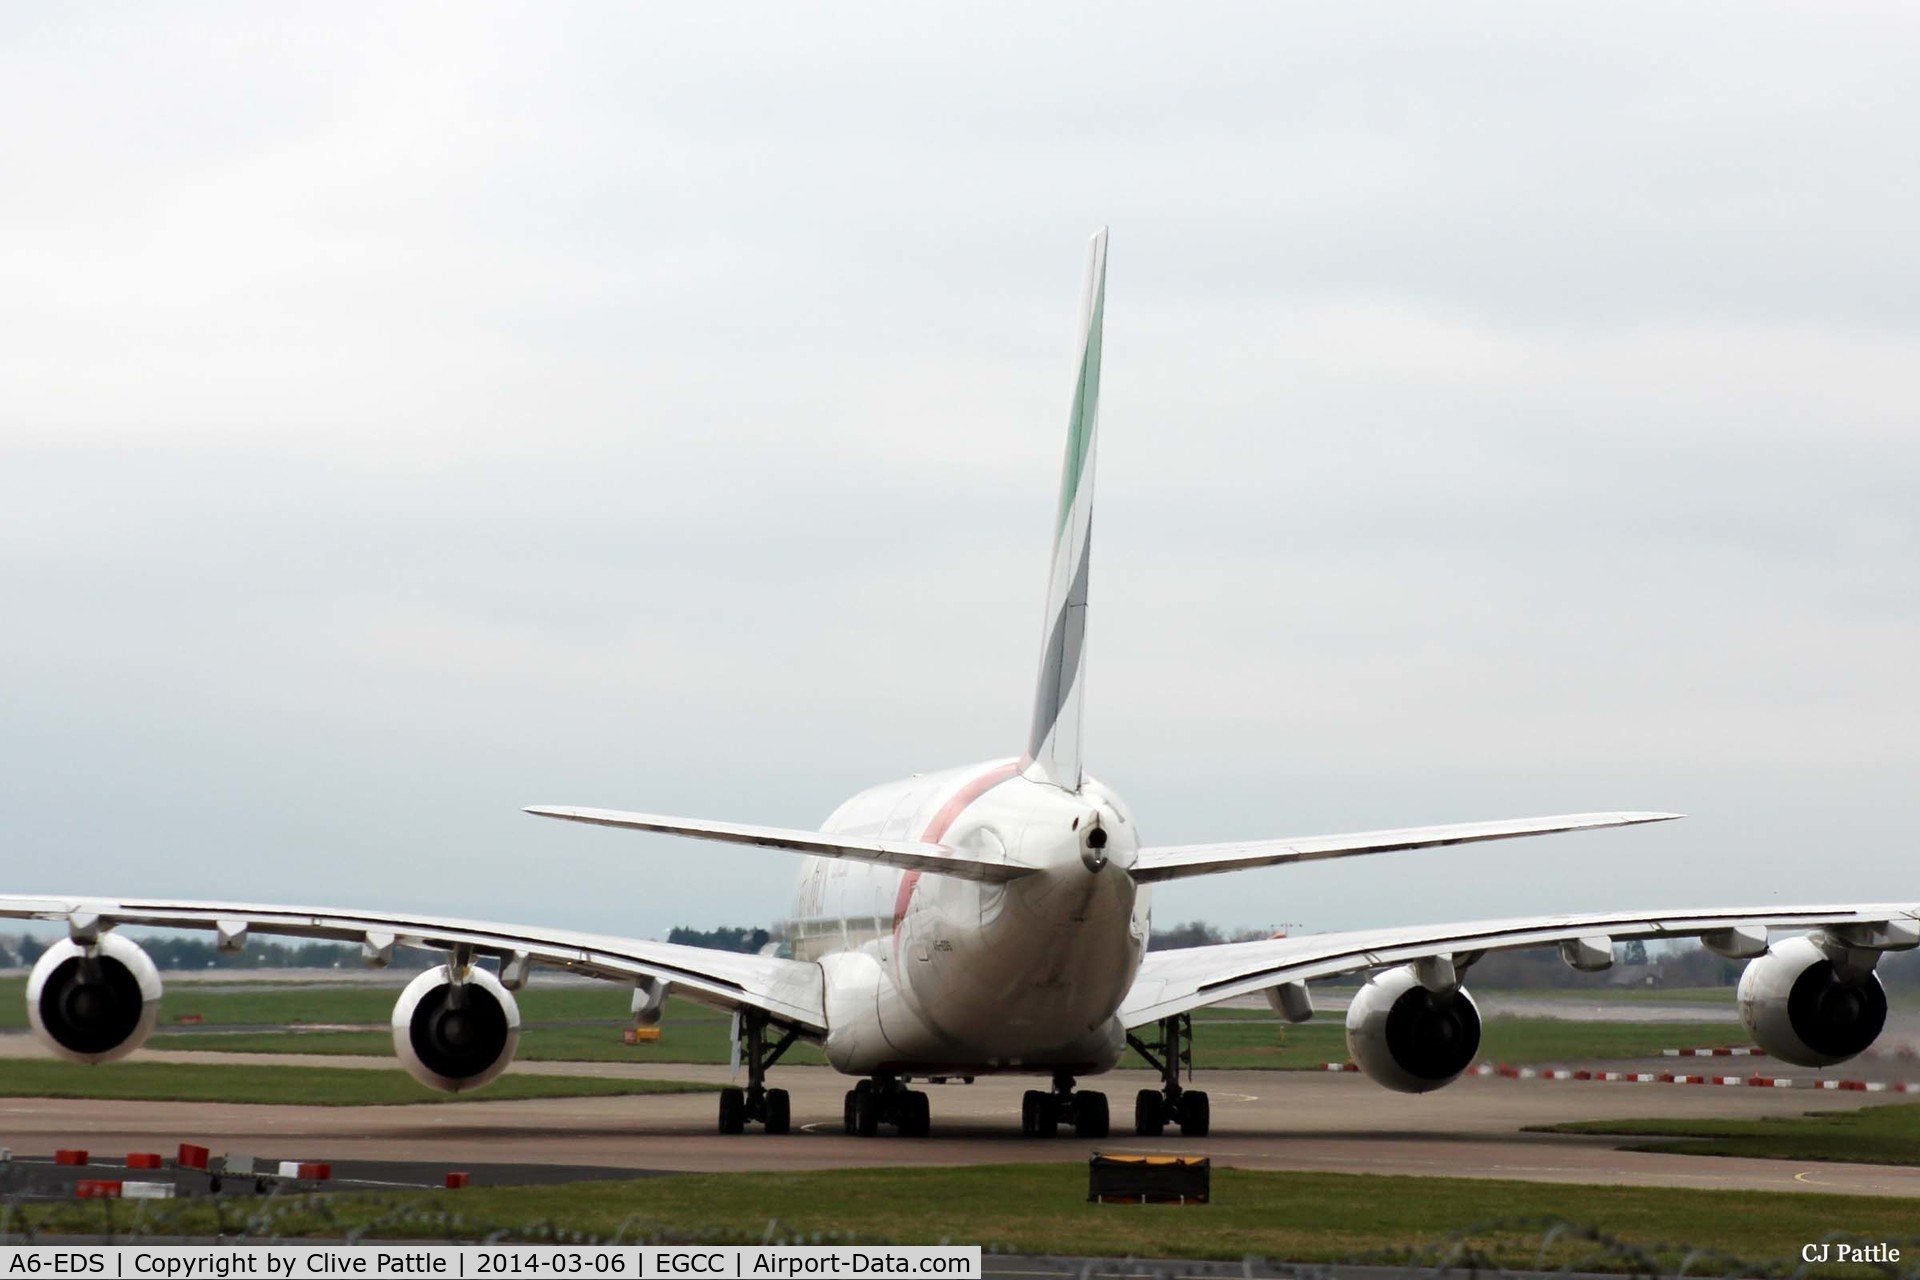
[{"xmin": 1314, "ymin": 1058, "xmax": 1920, "ymax": 1092}]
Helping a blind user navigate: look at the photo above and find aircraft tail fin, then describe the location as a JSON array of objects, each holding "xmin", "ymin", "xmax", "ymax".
[{"xmin": 1023, "ymin": 229, "xmax": 1107, "ymax": 792}]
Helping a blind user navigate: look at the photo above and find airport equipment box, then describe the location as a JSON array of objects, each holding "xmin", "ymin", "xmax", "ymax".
[{"xmin": 1087, "ymin": 1153, "xmax": 1210, "ymax": 1204}]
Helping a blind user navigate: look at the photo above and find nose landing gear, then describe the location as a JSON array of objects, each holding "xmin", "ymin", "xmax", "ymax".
[
  {"xmin": 1019, "ymin": 1072, "xmax": 1110, "ymax": 1138},
  {"xmin": 1127, "ymin": 1012, "xmax": 1210, "ymax": 1137}
]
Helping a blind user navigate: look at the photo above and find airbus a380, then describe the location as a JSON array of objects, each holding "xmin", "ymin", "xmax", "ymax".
[{"xmin": 8, "ymin": 231, "xmax": 1916, "ymax": 1141}]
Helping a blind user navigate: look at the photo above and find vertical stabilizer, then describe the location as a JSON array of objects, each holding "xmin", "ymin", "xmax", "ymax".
[{"xmin": 1024, "ymin": 229, "xmax": 1107, "ymax": 792}]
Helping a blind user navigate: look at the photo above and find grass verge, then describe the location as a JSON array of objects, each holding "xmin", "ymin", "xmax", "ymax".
[
  {"xmin": 3, "ymin": 973, "xmax": 1753, "ymax": 1069},
  {"xmin": 145, "ymin": 1009, "xmax": 1743, "ymax": 1070},
  {"xmin": 0, "ymin": 1059, "xmax": 716, "ymax": 1106},
  {"xmin": 1120, "ymin": 1015, "xmax": 1747, "ymax": 1070},
  {"xmin": 1535, "ymin": 1101, "xmax": 1920, "ymax": 1167},
  {"xmin": 10, "ymin": 1164, "xmax": 1918, "ymax": 1275},
  {"xmin": 149, "ymin": 1021, "xmax": 833, "ymax": 1066}
]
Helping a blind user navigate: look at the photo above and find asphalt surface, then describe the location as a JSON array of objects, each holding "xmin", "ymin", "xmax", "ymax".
[
  {"xmin": 0, "ymin": 1155, "xmax": 664, "ymax": 1199},
  {"xmin": 2, "ymin": 1056, "xmax": 1917, "ymax": 1198}
]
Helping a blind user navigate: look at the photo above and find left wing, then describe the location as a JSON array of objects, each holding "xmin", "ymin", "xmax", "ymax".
[
  {"xmin": 0, "ymin": 895, "xmax": 826, "ymax": 1033},
  {"xmin": 1121, "ymin": 902, "xmax": 1920, "ymax": 1026},
  {"xmin": 1131, "ymin": 812, "xmax": 1681, "ymax": 883}
]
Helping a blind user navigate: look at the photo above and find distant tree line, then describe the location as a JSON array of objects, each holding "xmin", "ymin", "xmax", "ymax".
[
  {"xmin": 667, "ymin": 926, "xmax": 771, "ymax": 953},
  {"xmin": 2, "ymin": 933, "xmax": 436, "ymax": 971},
  {"xmin": 0, "ymin": 924, "xmax": 783, "ymax": 969},
  {"xmin": 1148, "ymin": 920, "xmax": 1279, "ymax": 951},
  {"xmin": 5, "ymin": 921, "xmax": 1917, "ymax": 991}
]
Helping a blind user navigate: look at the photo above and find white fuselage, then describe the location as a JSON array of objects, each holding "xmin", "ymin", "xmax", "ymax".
[{"xmin": 789, "ymin": 759, "xmax": 1148, "ymax": 1077}]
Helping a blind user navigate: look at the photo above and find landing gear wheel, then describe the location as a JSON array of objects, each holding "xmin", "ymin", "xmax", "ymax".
[
  {"xmin": 1021, "ymin": 1089, "xmax": 1055, "ymax": 1137},
  {"xmin": 1178, "ymin": 1090, "xmax": 1210, "ymax": 1138},
  {"xmin": 902, "ymin": 1090, "xmax": 931, "ymax": 1137},
  {"xmin": 718, "ymin": 1087, "xmax": 746, "ymax": 1135},
  {"xmin": 1134, "ymin": 1089, "xmax": 1166, "ymax": 1137},
  {"xmin": 850, "ymin": 1088, "xmax": 880, "ymax": 1137},
  {"xmin": 842, "ymin": 1090, "xmax": 857, "ymax": 1135},
  {"xmin": 764, "ymin": 1087, "xmax": 791, "ymax": 1135},
  {"xmin": 1073, "ymin": 1090, "xmax": 1110, "ymax": 1139}
]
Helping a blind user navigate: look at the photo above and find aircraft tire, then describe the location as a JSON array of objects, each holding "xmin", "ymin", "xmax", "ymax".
[
  {"xmin": 1178, "ymin": 1090, "xmax": 1210, "ymax": 1138},
  {"xmin": 718, "ymin": 1087, "xmax": 746, "ymax": 1135},
  {"xmin": 1074, "ymin": 1090, "xmax": 1110, "ymax": 1139},
  {"xmin": 851, "ymin": 1088, "xmax": 880, "ymax": 1137},
  {"xmin": 902, "ymin": 1090, "xmax": 931, "ymax": 1137},
  {"xmin": 1020, "ymin": 1089, "xmax": 1048, "ymax": 1137},
  {"xmin": 764, "ymin": 1088, "xmax": 791, "ymax": 1135},
  {"xmin": 842, "ymin": 1090, "xmax": 857, "ymax": 1134},
  {"xmin": 1134, "ymin": 1089, "xmax": 1166, "ymax": 1136}
]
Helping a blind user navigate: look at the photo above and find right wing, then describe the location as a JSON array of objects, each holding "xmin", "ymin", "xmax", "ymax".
[
  {"xmin": 1131, "ymin": 811, "xmax": 1681, "ymax": 883},
  {"xmin": 0, "ymin": 894, "xmax": 826, "ymax": 1034},
  {"xmin": 525, "ymin": 806, "xmax": 1037, "ymax": 884},
  {"xmin": 1121, "ymin": 902, "xmax": 1920, "ymax": 1027}
]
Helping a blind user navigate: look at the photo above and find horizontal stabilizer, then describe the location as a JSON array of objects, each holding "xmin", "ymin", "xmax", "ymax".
[
  {"xmin": 525, "ymin": 806, "xmax": 1038, "ymax": 884},
  {"xmin": 1131, "ymin": 811, "xmax": 1681, "ymax": 884}
]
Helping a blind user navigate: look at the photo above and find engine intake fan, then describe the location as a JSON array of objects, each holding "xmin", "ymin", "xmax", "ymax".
[
  {"xmin": 392, "ymin": 963, "xmax": 521, "ymax": 1092},
  {"xmin": 26, "ymin": 933, "xmax": 163, "ymax": 1065}
]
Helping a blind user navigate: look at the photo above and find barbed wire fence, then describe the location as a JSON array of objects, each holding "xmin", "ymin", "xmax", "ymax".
[{"xmin": 3, "ymin": 1181, "xmax": 1919, "ymax": 1280}]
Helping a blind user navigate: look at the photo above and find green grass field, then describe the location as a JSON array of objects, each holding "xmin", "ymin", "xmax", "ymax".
[
  {"xmin": 1534, "ymin": 985, "xmax": 1735, "ymax": 1003},
  {"xmin": 0, "ymin": 1058, "xmax": 715, "ymax": 1106},
  {"xmin": 149, "ymin": 1018, "xmax": 837, "ymax": 1066},
  {"xmin": 14, "ymin": 1163, "xmax": 1918, "ymax": 1274},
  {"xmin": 1526, "ymin": 981, "xmax": 1920, "ymax": 1011},
  {"xmin": 1536, "ymin": 1101, "xmax": 1920, "ymax": 1167},
  {"xmin": 0, "ymin": 975, "xmax": 644, "ymax": 1029},
  {"xmin": 145, "ymin": 1012, "xmax": 1741, "ymax": 1069},
  {"xmin": 1119, "ymin": 1014, "xmax": 1745, "ymax": 1070},
  {"xmin": 2, "ymin": 973, "xmax": 1749, "ymax": 1069}
]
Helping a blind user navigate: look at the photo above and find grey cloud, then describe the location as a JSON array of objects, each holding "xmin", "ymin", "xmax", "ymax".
[{"xmin": 2, "ymin": 3, "xmax": 1917, "ymax": 938}]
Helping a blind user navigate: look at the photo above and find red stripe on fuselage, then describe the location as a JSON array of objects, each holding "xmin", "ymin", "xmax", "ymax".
[{"xmin": 891, "ymin": 760, "xmax": 1022, "ymax": 945}]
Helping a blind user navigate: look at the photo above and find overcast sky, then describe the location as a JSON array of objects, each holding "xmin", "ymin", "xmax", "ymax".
[{"xmin": 4, "ymin": 4, "xmax": 1917, "ymax": 944}]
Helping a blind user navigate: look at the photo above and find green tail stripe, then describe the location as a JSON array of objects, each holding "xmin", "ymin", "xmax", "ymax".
[{"xmin": 1054, "ymin": 270, "xmax": 1105, "ymax": 542}]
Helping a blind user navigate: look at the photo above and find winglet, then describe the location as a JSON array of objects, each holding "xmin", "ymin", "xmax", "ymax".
[{"xmin": 1024, "ymin": 228, "xmax": 1107, "ymax": 792}]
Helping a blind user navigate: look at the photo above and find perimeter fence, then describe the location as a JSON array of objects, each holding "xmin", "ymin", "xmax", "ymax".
[{"xmin": 3, "ymin": 1186, "xmax": 1919, "ymax": 1280}]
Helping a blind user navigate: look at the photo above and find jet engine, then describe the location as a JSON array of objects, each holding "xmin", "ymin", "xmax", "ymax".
[
  {"xmin": 392, "ymin": 964, "xmax": 521, "ymax": 1092},
  {"xmin": 1738, "ymin": 935, "xmax": 1887, "ymax": 1068},
  {"xmin": 27, "ymin": 933, "xmax": 163, "ymax": 1064},
  {"xmin": 1344, "ymin": 964, "xmax": 1481, "ymax": 1094}
]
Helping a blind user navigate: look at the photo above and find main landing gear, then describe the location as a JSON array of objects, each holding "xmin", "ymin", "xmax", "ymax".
[
  {"xmin": 1020, "ymin": 1071, "xmax": 1110, "ymax": 1138},
  {"xmin": 842, "ymin": 1078, "xmax": 932, "ymax": 1137},
  {"xmin": 1127, "ymin": 1012, "xmax": 1210, "ymax": 1137},
  {"xmin": 718, "ymin": 1011, "xmax": 798, "ymax": 1135}
]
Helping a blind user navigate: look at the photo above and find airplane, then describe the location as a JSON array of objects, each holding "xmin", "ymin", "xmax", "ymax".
[{"xmin": 5, "ymin": 230, "xmax": 1915, "ymax": 1141}]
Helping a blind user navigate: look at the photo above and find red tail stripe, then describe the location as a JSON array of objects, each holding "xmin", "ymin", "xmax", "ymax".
[{"xmin": 891, "ymin": 761, "xmax": 1023, "ymax": 938}]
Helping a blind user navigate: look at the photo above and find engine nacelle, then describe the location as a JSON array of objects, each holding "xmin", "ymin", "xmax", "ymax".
[
  {"xmin": 1345, "ymin": 965, "xmax": 1482, "ymax": 1094},
  {"xmin": 1738, "ymin": 935, "xmax": 1887, "ymax": 1068},
  {"xmin": 392, "ymin": 964, "xmax": 521, "ymax": 1093},
  {"xmin": 27, "ymin": 934, "xmax": 163, "ymax": 1064}
]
